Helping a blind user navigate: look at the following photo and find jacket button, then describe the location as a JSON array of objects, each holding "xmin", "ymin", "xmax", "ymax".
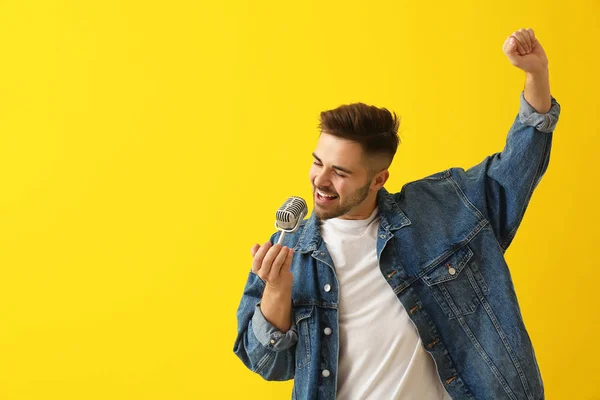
[
  {"xmin": 324, "ymin": 284, "xmax": 331, "ymax": 292},
  {"xmin": 322, "ymin": 369, "xmax": 330, "ymax": 377},
  {"xmin": 324, "ymin": 327, "xmax": 332, "ymax": 336},
  {"xmin": 448, "ymin": 267, "xmax": 456, "ymax": 275}
]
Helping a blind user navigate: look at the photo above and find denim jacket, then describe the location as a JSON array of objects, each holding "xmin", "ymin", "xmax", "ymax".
[{"xmin": 234, "ymin": 92, "xmax": 560, "ymax": 400}]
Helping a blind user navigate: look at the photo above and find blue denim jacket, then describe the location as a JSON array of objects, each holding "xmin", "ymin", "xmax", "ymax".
[{"xmin": 234, "ymin": 92, "xmax": 560, "ymax": 400}]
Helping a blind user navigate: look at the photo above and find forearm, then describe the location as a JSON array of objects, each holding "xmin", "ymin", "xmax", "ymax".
[
  {"xmin": 260, "ymin": 286, "xmax": 292, "ymax": 332},
  {"xmin": 524, "ymin": 68, "xmax": 551, "ymax": 114},
  {"xmin": 234, "ymin": 272, "xmax": 297, "ymax": 381}
]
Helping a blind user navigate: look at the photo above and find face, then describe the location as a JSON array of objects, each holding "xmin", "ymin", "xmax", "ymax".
[{"xmin": 309, "ymin": 133, "xmax": 386, "ymax": 220}]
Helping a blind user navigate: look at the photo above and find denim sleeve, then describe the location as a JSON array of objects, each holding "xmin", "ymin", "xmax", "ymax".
[
  {"xmin": 449, "ymin": 91, "xmax": 561, "ymax": 251},
  {"xmin": 252, "ymin": 303, "xmax": 299, "ymax": 351},
  {"xmin": 518, "ymin": 91, "xmax": 560, "ymax": 133},
  {"xmin": 232, "ymin": 232, "xmax": 297, "ymax": 381}
]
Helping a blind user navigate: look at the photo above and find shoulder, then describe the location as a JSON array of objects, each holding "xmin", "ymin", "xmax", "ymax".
[
  {"xmin": 393, "ymin": 169, "xmax": 452, "ymax": 195},
  {"xmin": 384, "ymin": 169, "xmax": 456, "ymax": 211}
]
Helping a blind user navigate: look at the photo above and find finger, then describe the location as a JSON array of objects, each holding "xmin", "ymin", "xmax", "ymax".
[
  {"xmin": 515, "ymin": 30, "xmax": 530, "ymax": 52},
  {"xmin": 512, "ymin": 34, "xmax": 526, "ymax": 56},
  {"xmin": 250, "ymin": 243, "xmax": 260, "ymax": 258},
  {"xmin": 251, "ymin": 241, "xmax": 272, "ymax": 274},
  {"xmin": 258, "ymin": 243, "xmax": 283, "ymax": 280},
  {"xmin": 502, "ymin": 35, "xmax": 515, "ymax": 54},
  {"xmin": 283, "ymin": 248, "xmax": 294, "ymax": 271},
  {"xmin": 503, "ymin": 36, "xmax": 519, "ymax": 58},
  {"xmin": 513, "ymin": 31, "xmax": 529, "ymax": 54},
  {"xmin": 521, "ymin": 28, "xmax": 533, "ymax": 52},
  {"xmin": 527, "ymin": 28, "xmax": 537, "ymax": 48},
  {"xmin": 268, "ymin": 246, "xmax": 290, "ymax": 281}
]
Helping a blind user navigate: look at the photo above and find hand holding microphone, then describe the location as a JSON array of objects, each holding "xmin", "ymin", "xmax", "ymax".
[
  {"xmin": 250, "ymin": 241, "xmax": 294, "ymax": 294},
  {"xmin": 249, "ymin": 196, "xmax": 307, "ymax": 331},
  {"xmin": 251, "ymin": 196, "xmax": 306, "ymax": 291}
]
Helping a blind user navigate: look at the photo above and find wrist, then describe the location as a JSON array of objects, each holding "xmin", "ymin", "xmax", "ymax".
[
  {"xmin": 261, "ymin": 285, "xmax": 292, "ymax": 332},
  {"xmin": 263, "ymin": 283, "xmax": 292, "ymax": 300},
  {"xmin": 525, "ymin": 67, "xmax": 549, "ymax": 80}
]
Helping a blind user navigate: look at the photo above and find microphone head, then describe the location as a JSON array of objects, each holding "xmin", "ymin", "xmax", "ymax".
[{"xmin": 275, "ymin": 196, "xmax": 308, "ymax": 232}]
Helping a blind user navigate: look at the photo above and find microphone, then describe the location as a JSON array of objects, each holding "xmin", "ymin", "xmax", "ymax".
[{"xmin": 275, "ymin": 196, "xmax": 308, "ymax": 245}]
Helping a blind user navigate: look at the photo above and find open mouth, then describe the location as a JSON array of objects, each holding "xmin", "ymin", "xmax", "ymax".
[{"xmin": 316, "ymin": 189, "xmax": 339, "ymax": 203}]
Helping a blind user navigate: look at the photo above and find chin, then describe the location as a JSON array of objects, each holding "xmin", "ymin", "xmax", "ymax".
[{"xmin": 314, "ymin": 207, "xmax": 341, "ymax": 221}]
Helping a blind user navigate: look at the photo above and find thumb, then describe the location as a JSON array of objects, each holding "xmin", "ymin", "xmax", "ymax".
[
  {"xmin": 504, "ymin": 37, "xmax": 521, "ymax": 64},
  {"xmin": 505, "ymin": 37, "xmax": 517, "ymax": 53}
]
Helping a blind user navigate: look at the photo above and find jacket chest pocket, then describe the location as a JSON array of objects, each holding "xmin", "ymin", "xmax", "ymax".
[
  {"xmin": 422, "ymin": 245, "xmax": 488, "ymax": 319},
  {"xmin": 293, "ymin": 305, "xmax": 314, "ymax": 369}
]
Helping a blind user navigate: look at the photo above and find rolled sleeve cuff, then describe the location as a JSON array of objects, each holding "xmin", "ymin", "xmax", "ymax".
[
  {"xmin": 251, "ymin": 303, "xmax": 298, "ymax": 351},
  {"xmin": 519, "ymin": 91, "xmax": 561, "ymax": 133}
]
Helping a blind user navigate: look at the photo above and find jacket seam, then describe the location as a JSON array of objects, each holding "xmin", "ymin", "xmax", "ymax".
[
  {"xmin": 456, "ymin": 313, "xmax": 519, "ymax": 400},
  {"xmin": 468, "ymin": 267, "xmax": 534, "ymax": 399},
  {"xmin": 500, "ymin": 131, "xmax": 551, "ymax": 250},
  {"xmin": 448, "ymin": 168, "xmax": 507, "ymax": 252},
  {"xmin": 254, "ymin": 350, "xmax": 275, "ymax": 376}
]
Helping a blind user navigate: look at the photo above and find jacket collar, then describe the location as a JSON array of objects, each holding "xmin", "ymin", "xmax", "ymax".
[{"xmin": 293, "ymin": 187, "xmax": 411, "ymax": 253}]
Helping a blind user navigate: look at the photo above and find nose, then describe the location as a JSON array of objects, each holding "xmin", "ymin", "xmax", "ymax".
[{"xmin": 313, "ymin": 169, "xmax": 331, "ymax": 189}]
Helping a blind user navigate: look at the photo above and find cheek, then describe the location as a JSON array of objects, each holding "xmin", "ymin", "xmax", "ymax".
[
  {"xmin": 337, "ymin": 179, "xmax": 360, "ymax": 198},
  {"xmin": 308, "ymin": 165, "xmax": 317, "ymax": 183}
]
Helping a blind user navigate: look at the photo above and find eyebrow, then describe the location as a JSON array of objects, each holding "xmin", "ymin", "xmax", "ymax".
[{"xmin": 312, "ymin": 153, "xmax": 354, "ymax": 175}]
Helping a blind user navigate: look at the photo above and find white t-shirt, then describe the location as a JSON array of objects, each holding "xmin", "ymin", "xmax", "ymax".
[{"xmin": 320, "ymin": 207, "xmax": 452, "ymax": 400}]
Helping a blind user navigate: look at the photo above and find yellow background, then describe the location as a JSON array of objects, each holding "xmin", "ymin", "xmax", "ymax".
[{"xmin": 0, "ymin": 1, "xmax": 597, "ymax": 399}]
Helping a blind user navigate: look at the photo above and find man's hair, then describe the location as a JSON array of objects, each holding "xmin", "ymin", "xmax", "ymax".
[{"xmin": 318, "ymin": 102, "xmax": 400, "ymax": 167}]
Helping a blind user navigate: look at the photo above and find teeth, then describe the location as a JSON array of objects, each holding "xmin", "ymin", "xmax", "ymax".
[{"xmin": 318, "ymin": 190, "xmax": 337, "ymax": 198}]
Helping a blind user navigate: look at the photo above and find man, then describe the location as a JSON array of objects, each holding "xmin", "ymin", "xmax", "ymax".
[{"xmin": 234, "ymin": 28, "xmax": 560, "ymax": 400}]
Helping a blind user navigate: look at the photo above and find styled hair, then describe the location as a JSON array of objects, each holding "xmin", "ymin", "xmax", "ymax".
[{"xmin": 318, "ymin": 102, "xmax": 400, "ymax": 166}]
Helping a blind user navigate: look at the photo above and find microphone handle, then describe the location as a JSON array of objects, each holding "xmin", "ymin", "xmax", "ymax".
[{"xmin": 277, "ymin": 231, "xmax": 287, "ymax": 245}]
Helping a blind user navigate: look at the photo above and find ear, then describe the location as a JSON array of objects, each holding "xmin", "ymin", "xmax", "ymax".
[{"xmin": 371, "ymin": 169, "xmax": 389, "ymax": 190}]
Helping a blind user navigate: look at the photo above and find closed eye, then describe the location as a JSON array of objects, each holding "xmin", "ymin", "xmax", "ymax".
[{"xmin": 313, "ymin": 161, "xmax": 346, "ymax": 178}]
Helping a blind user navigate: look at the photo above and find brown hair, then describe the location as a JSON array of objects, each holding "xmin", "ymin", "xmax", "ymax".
[{"xmin": 318, "ymin": 102, "xmax": 400, "ymax": 167}]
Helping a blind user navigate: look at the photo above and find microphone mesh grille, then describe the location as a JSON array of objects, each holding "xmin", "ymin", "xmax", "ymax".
[{"xmin": 275, "ymin": 196, "xmax": 307, "ymax": 230}]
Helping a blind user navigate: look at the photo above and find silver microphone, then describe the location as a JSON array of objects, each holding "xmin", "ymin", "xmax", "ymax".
[{"xmin": 275, "ymin": 196, "xmax": 308, "ymax": 244}]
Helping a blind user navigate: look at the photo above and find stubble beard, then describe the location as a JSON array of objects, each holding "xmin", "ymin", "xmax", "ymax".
[{"xmin": 313, "ymin": 181, "xmax": 371, "ymax": 220}]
